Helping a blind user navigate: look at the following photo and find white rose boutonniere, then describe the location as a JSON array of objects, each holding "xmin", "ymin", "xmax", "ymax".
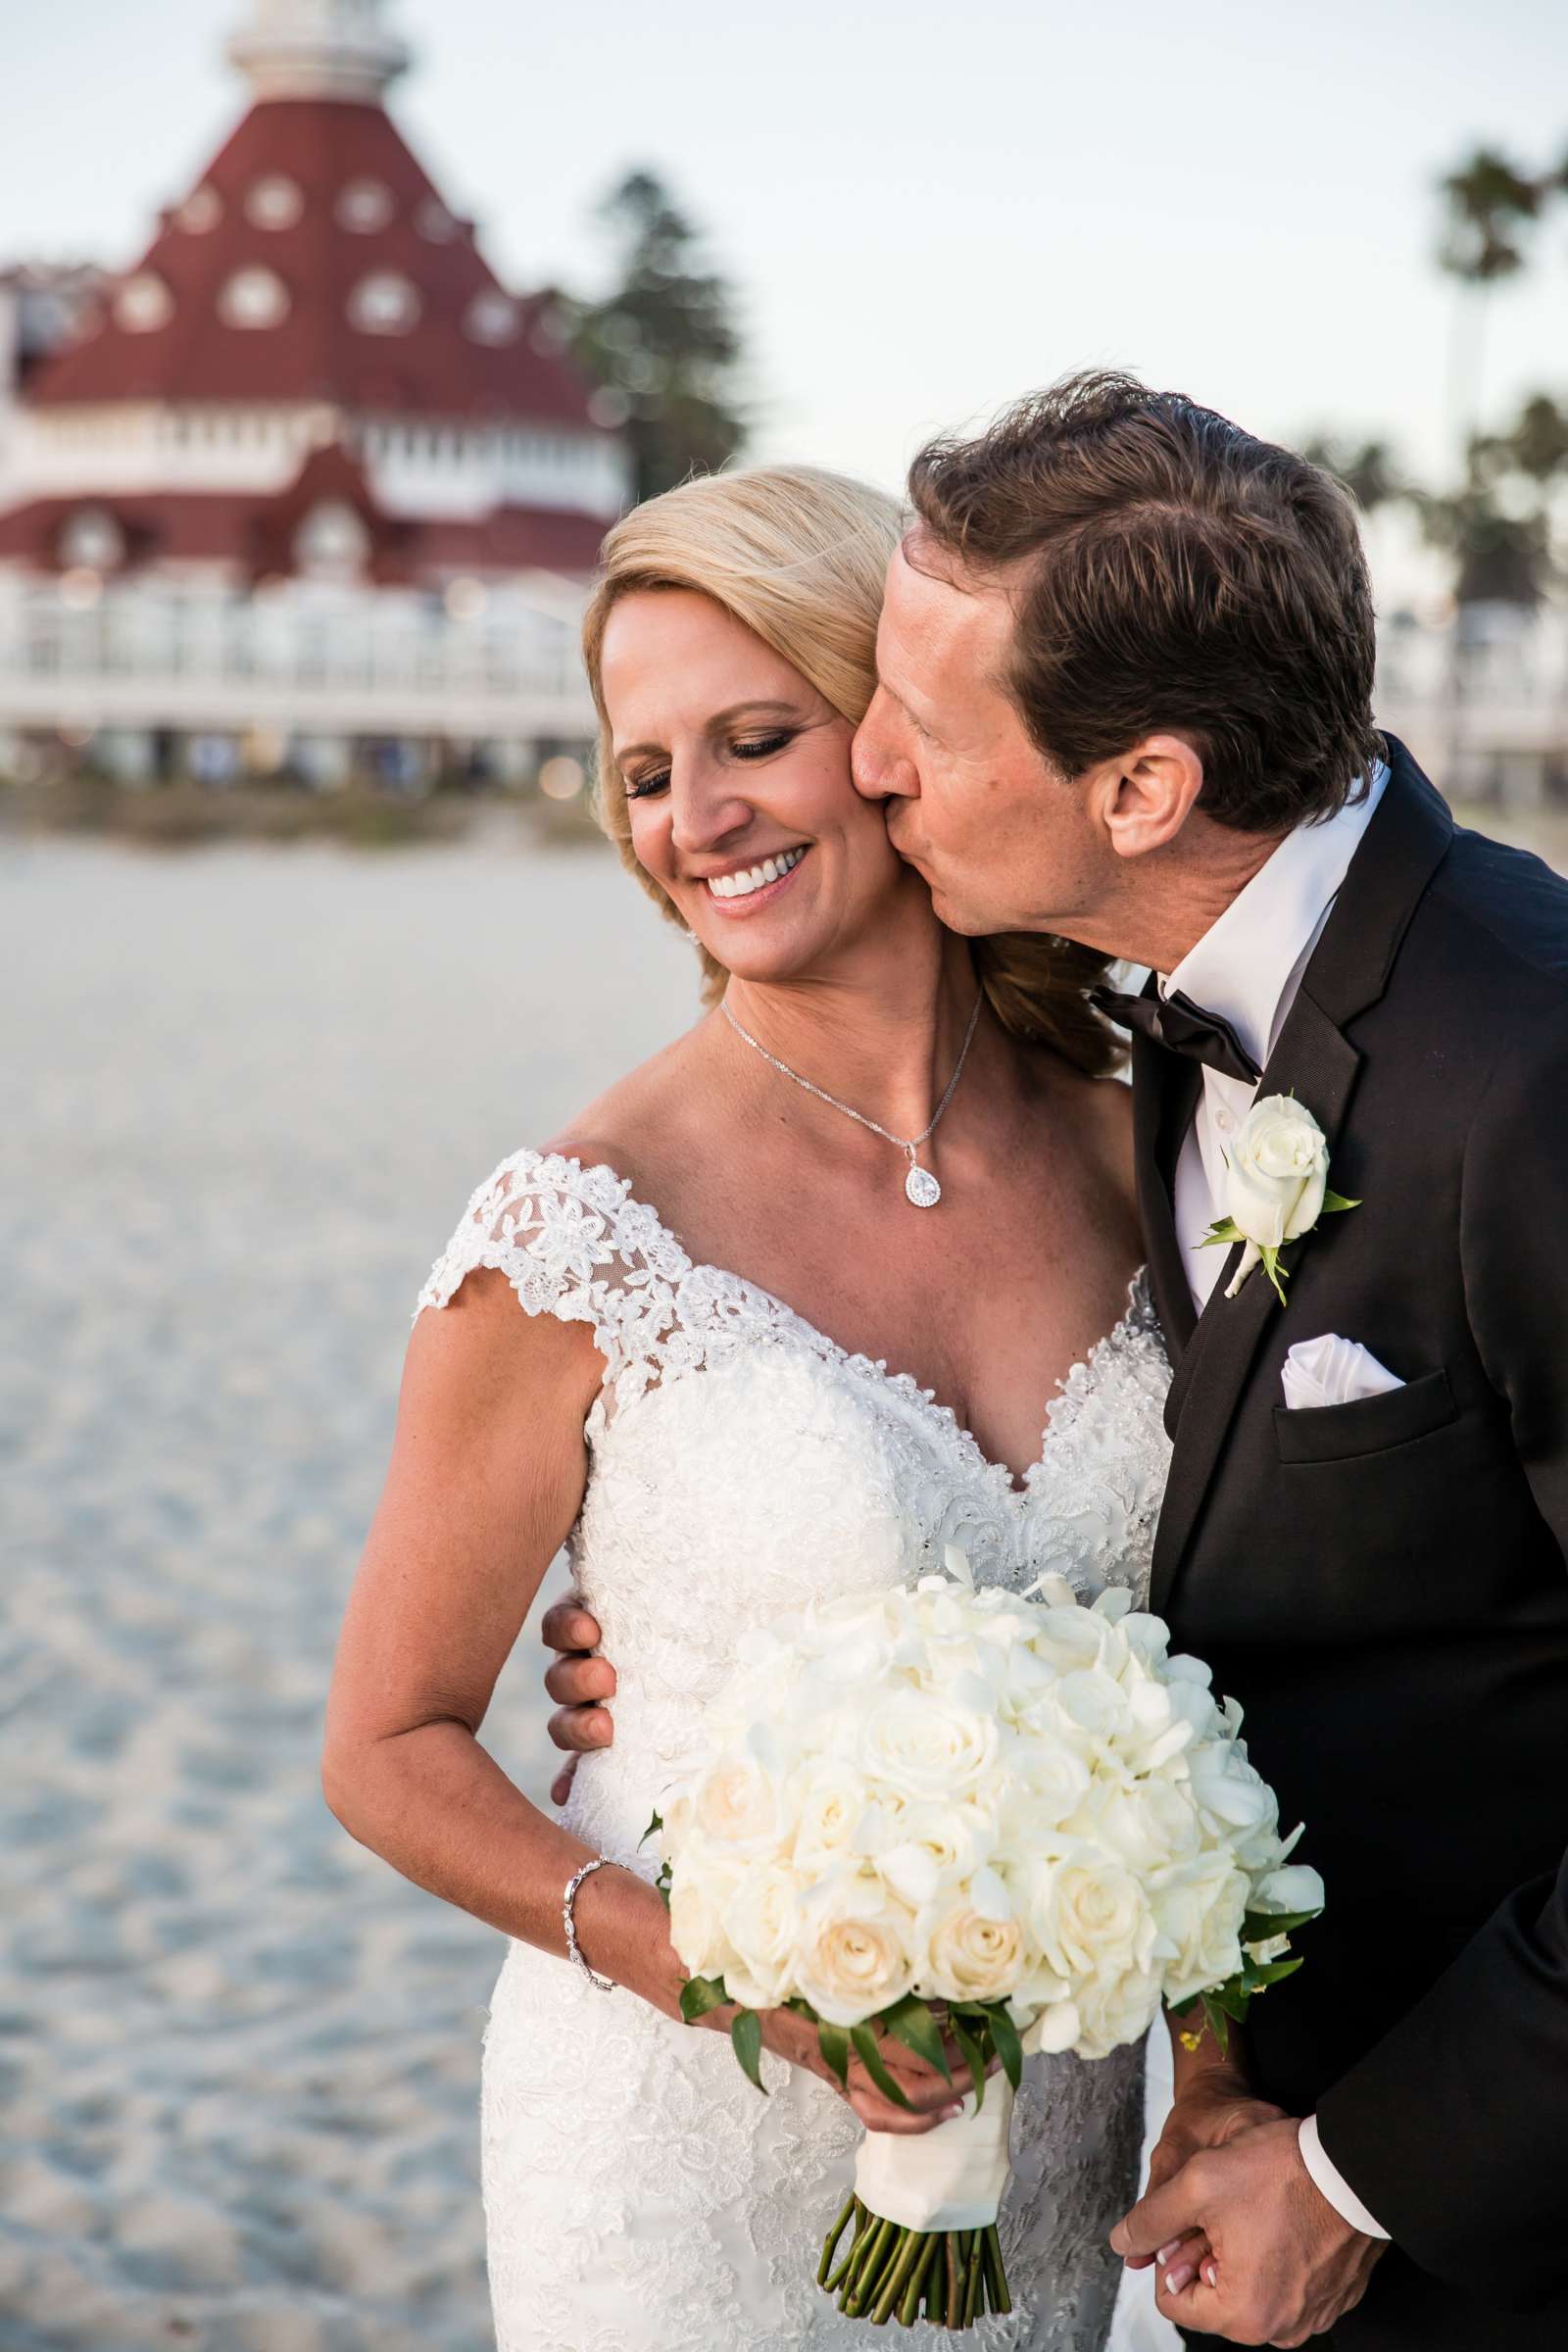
[{"xmin": 1203, "ymin": 1094, "xmax": 1358, "ymax": 1303}]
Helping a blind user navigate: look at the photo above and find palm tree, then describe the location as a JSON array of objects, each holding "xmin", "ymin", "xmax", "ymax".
[{"xmin": 1436, "ymin": 148, "xmax": 1545, "ymax": 465}]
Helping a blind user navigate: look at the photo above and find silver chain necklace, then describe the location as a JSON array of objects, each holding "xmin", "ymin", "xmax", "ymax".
[{"xmin": 719, "ymin": 988, "xmax": 985, "ymax": 1208}]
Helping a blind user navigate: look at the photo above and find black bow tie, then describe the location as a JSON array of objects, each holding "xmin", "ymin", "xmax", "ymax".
[{"xmin": 1091, "ymin": 984, "xmax": 1262, "ymax": 1086}]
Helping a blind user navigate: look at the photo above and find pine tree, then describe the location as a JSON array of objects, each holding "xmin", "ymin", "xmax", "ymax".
[{"xmin": 569, "ymin": 169, "xmax": 747, "ymax": 505}]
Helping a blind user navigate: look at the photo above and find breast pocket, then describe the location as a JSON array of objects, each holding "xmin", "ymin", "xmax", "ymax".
[{"xmin": 1272, "ymin": 1368, "xmax": 1458, "ymax": 1465}]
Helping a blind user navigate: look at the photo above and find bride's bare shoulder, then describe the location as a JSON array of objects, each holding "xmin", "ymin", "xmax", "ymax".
[{"xmin": 541, "ymin": 1019, "xmax": 714, "ymax": 1204}]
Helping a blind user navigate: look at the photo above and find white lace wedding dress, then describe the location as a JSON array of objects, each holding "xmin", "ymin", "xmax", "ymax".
[{"xmin": 416, "ymin": 1149, "xmax": 1174, "ymax": 2352}]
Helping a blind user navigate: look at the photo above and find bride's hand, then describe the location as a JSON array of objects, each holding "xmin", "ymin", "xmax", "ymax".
[
  {"xmin": 541, "ymin": 1593, "xmax": 614, "ymax": 1806},
  {"xmin": 699, "ymin": 2001, "xmax": 981, "ymax": 2136}
]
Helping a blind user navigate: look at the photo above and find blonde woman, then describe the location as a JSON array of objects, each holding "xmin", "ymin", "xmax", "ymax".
[{"xmin": 323, "ymin": 467, "xmax": 1173, "ymax": 2350}]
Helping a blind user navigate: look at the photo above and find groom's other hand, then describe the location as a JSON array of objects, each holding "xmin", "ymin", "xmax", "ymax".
[
  {"xmin": 1111, "ymin": 2117, "xmax": 1385, "ymax": 2344},
  {"xmin": 541, "ymin": 1594, "xmax": 614, "ymax": 1805}
]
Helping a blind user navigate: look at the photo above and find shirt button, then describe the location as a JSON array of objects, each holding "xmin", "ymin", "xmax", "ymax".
[{"xmin": 1215, "ymin": 1108, "xmax": 1236, "ymax": 1135}]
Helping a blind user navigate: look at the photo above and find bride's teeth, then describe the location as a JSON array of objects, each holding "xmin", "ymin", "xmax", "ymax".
[{"xmin": 708, "ymin": 847, "xmax": 805, "ymax": 901}]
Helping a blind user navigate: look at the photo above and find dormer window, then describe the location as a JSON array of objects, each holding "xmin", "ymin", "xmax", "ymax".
[
  {"xmin": 246, "ymin": 174, "xmax": 304, "ymax": 229},
  {"xmin": 337, "ymin": 179, "xmax": 394, "ymax": 233},
  {"xmin": 348, "ymin": 270, "xmax": 420, "ymax": 334},
  {"xmin": 219, "ymin": 266, "xmax": 290, "ymax": 328},
  {"xmin": 116, "ymin": 272, "xmax": 173, "ymax": 333},
  {"xmin": 59, "ymin": 506, "xmax": 125, "ymax": 572},
  {"xmin": 294, "ymin": 500, "xmax": 370, "ymax": 583},
  {"xmin": 464, "ymin": 291, "xmax": 519, "ymax": 346}
]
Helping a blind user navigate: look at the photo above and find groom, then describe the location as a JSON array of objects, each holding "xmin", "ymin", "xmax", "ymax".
[{"xmin": 542, "ymin": 374, "xmax": 1568, "ymax": 2347}]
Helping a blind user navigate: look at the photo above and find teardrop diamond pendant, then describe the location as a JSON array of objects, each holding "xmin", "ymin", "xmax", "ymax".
[{"xmin": 904, "ymin": 1156, "xmax": 942, "ymax": 1208}]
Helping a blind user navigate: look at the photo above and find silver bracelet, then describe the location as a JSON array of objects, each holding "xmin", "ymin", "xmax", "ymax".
[{"xmin": 563, "ymin": 1854, "xmax": 616, "ymax": 1991}]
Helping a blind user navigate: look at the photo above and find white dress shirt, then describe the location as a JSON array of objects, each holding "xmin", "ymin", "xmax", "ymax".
[{"xmin": 1156, "ymin": 762, "xmax": 1393, "ymax": 2243}]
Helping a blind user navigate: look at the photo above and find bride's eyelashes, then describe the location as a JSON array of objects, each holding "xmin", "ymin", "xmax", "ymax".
[{"xmin": 623, "ymin": 731, "xmax": 797, "ymax": 802}]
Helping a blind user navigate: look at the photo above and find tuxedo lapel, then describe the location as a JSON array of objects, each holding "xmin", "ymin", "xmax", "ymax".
[{"xmin": 1148, "ymin": 741, "xmax": 1454, "ymax": 1617}]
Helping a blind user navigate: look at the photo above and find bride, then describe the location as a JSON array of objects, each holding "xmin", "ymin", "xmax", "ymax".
[{"xmin": 323, "ymin": 465, "xmax": 1174, "ymax": 2350}]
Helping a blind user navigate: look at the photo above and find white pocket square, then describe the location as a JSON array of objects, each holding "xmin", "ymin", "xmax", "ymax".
[{"xmin": 1281, "ymin": 1334, "xmax": 1403, "ymax": 1410}]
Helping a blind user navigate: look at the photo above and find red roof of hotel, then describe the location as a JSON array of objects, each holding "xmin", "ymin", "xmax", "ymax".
[{"xmin": 27, "ymin": 96, "xmax": 606, "ymax": 430}]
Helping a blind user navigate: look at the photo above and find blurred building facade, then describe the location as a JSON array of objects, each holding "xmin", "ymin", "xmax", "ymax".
[{"xmin": 0, "ymin": 0, "xmax": 627, "ymax": 790}]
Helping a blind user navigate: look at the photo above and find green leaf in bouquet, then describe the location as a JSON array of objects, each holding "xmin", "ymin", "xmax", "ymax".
[
  {"xmin": 1242, "ymin": 1955, "xmax": 1304, "ymax": 1994},
  {"xmin": 730, "ymin": 2006, "xmax": 767, "ymax": 2094},
  {"xmin": 951, "ymin": 2015, "xmax": 989, "ymax": 2115},
  {"xmin": 639, "ymin": 1809, "xmax": 663, "ymax": 1846},
  {"xmin": 784, "ymin": 1996, "xmax": 818, "ymax": 2021},
  {"xmin": 984, "ymin": 2003, "xmax": 1023, "ymax": 2092},
  {"xmin": 850, "ymin": 2022, "xmax": 914, "ymax": 2111},
  {"xmin": 1242, "ymin": 1906, "xmax": 1320, "ymax": 1942},
  {"xmin": 1207, "ymin": 1977, "xmax": 1253, "ymax": 2024},
  {"xmin": 678, "ymin": 1973, "xmax": 728, "ymax": 2024},
  {"xmin": 1200, "ymin": 1991, "xmax": 1233, "ymax": 2059},
  {"xmin": 882, "ymin": 1994, "xmax": 953, "ymax": 2084},
  {"xmin": 816, "ymin": 2021, "xmax": 852, "ymax": 2091}
]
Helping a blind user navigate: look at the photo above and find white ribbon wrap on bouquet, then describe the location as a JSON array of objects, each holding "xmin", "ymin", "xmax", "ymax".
[{"xmin": 854, "ymin": 2080, "xmax": 1015, "ymax": 2232}]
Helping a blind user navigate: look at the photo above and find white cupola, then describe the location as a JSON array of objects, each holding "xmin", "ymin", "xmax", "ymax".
[{"xmin": 226, "ymin": 0, "xmax": 411, "ymax": 105}]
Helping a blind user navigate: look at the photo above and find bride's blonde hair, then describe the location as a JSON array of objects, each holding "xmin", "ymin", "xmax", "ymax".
[{"xmin": 582, "ymin": 465, "xmax": 1117, "ymax": 1075}]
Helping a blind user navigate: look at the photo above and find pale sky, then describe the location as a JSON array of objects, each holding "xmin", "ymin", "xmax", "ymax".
[{"xmin": 4, "ymin": 0, "xmax": 1563, "ymax": 608}]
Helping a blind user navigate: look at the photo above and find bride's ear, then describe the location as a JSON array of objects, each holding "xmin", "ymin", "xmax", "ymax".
[{"xmin": 1095, "ymin": 736, "xmax": 1205, "ymax": 861}]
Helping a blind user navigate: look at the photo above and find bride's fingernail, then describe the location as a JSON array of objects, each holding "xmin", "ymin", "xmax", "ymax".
[
  {"xmin": 1156, "ymin": 2239, "xmax": 1183, "ymax": 2265},
  {"xmin": 940, "ymin": 2105, "xmax": 963, "ymax": 2121},
  {"xmin": 1202, "ymin": 2261, "xmax": 1218, "ymax": 2287},
  {"xmin": 1164, "ymin": 2263, "xmax": 1196, "ymax": 2293}
]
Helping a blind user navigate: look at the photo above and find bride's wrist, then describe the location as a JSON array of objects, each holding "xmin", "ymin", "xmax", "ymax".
[{"xmin": 566, "ymin": 1862, "xmax": 683, "ymax": 2014}]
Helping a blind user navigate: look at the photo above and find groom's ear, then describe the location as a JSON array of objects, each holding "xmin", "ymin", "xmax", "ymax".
[{"xmin": 1095, "ymin": 734, "xmax": 1206, "ymax": 860}]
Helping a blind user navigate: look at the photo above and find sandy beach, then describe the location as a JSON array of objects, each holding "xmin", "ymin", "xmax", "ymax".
[{"xmin": 3, "ymin": 830, "xmax": 698, "ymax": 2352}]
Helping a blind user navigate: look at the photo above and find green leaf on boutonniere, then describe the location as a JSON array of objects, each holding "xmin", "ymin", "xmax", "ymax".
[
  {"xmin": 816, "ymin": 2021, "xmax": 851, "ymax": 2091},
  {"xmin": 1200, "ymin": 1217, "xmax": 1246, "ymax": 1251},
  {"xmin": 1321, "ymin": 1190, "xmax": 1360, "ymax": 1214},
  {"xmin": 678, "ymin": 1973, "xmax": 728, "ymax": 2024},
  {"xmin": 851, "ymin": 2022, "xmax": 915, "ymax": 2110},
  {"xmin": 882, "ymin": 1993, "xmax": 953, "ymax": 2083},
  {"xmin": 1258, "ymin": 1246, "xmax": 1290, "ymax": 1307},
  {"xmin": 730, "ymin": 2006, "xmax": 767, "ymax": 2094}
]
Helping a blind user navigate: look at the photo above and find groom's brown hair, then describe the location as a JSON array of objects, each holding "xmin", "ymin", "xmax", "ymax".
[{"xmin": 906, "ymin": 372, "xmax": 1382, "ymax": 833}]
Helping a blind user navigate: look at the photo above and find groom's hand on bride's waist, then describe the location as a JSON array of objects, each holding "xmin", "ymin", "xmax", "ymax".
[
  {"xmin": 541, "ymin": 1594, "xmax": 613, "ymax": 1806},
  {"xmin": 1111, "ymin": 2112, "xmax": 1385, "ymax": 2344}
]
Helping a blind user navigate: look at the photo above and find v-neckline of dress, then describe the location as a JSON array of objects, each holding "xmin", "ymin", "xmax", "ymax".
[{"xmin": 560, "ymin": 1152, "xmax": 1151, "ymax": 1503}]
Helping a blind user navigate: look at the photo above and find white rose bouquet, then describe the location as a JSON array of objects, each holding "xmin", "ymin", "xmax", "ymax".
[{"xmin": 647, "ymin": 1550, "xmax": 1323, "ymax": 2330}]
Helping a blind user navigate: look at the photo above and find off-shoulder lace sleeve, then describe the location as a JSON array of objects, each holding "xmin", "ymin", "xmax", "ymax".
[{"xmin": 414, "ymin": 1148, "xmax": 693, "ymax": 1402}]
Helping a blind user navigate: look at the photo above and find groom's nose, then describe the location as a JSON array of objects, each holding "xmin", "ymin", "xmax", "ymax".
[{"xmin": 852, "ymin": 693, "xmax": 917, "ymax": 802}]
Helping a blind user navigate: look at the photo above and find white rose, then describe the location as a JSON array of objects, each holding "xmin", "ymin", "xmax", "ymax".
[
  {"xmin": 1251, "ymin": 1863, "xmax": 1327, "ymax": 1919},
  {"xmin": 1077, "ymin": 1777, "xmax": 1203, "ymax": 1874},
  {"xmin": 873, "ymin": 1799, "xmax": 997, "ymax": 1908},
  {"xmin": 915, "ymin": 1873, "xmax": 1027, "ymax": 2004},
  {"xmin": 1026, "ymin": 1849, "xmax": 1157, "ymax": 1984},
  {"xmin": 694, "ymin": 1751, "xmax": 784, "ymax": 1859},
  {"xmin": 1225, "ymin": 1095, "xmax": 1329, "ymax": 1251},
  {"xmin": 721, "ymin": 1862, "xmax": 804, "ymax": 2009},
  {"xmin": 1187, "ymin": 1743, "xmax": 1278, "ymax": 1845},
  {"xmin": 1072, "ymin": 1966, "xmax": 1163, "ymax": 2061},
  {"xmin": 790, "ymin": 1761, "xmax": 870, "ymax": 1872},
  {"xmin": 794, "ymin": 1873, "xmax": 916, "ymax": 2028},
  {"xmin": 860, "ymin": 1687, "xmax": 999, "ymax": 1801},
  {"xmin": 669, "ymin": 1864, "xmax": 740, "ymax": 1981},
  {"xmin": 1152, "ymin": 1854, "xmax": 1250, "ymax": 2005},
  {"xmin": 1004, "ymin": 1735, "xmax": 1092, "ymax": 1829}
]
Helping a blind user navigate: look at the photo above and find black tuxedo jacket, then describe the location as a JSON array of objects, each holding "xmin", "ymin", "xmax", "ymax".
[{"xmin": 1139, "ymin": 741, "xmax": 1568, "ymax": 2350}]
